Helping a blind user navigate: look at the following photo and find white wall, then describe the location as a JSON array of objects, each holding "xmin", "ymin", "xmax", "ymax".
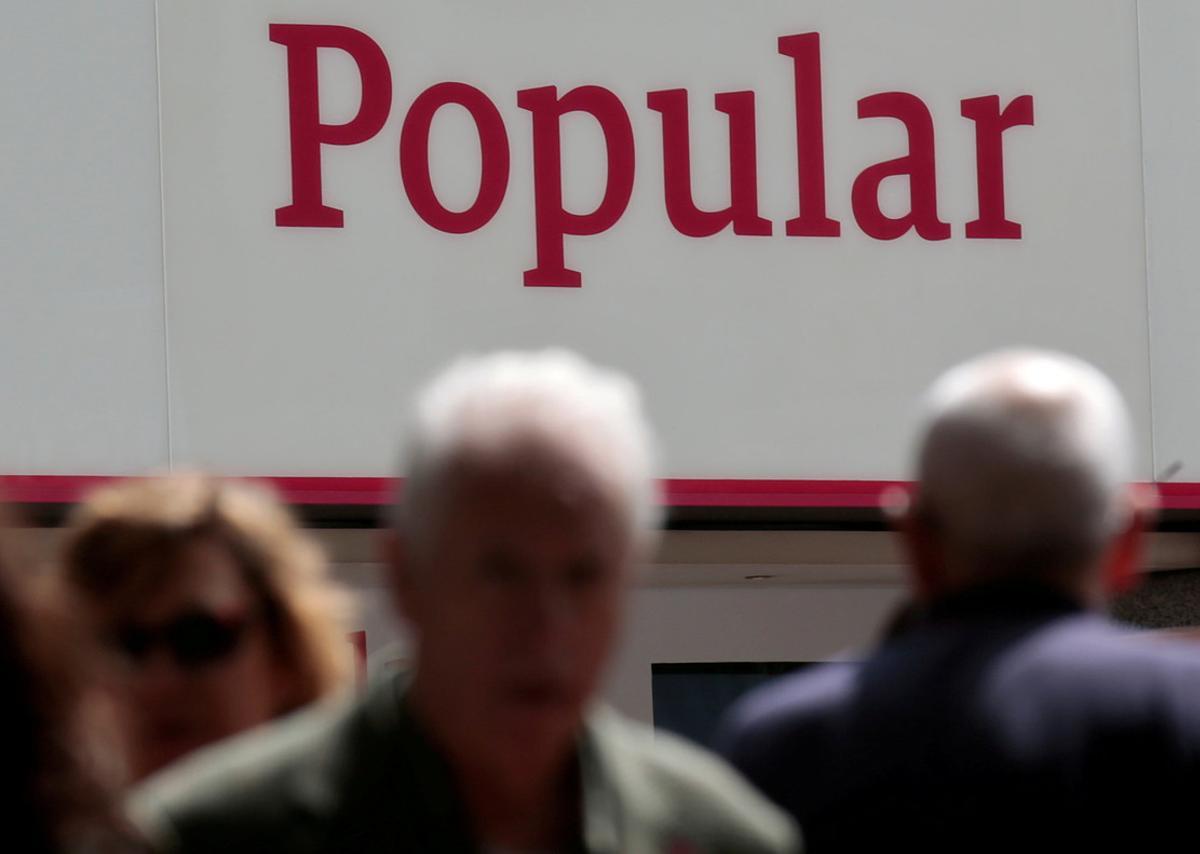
[
  {"xmin": 0, "ymin": 2, "xmax": 168, "ymax": 473},
  {"xmin": 2, "ymin": 0, "xmax": 1180, "ymax": 488},
  {"xmin": 154, "ymin": 0, "xmax": 1154, "ymax": 481},
  {"xmin": 1139, "ymin": 0, "xmax": 1200, "ymax": 482}
]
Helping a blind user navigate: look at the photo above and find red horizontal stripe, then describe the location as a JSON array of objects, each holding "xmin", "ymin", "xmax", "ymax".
[
  {"xmin": 0, "ymin": 475, "xmax": 903, "ymax": 508},
  {"xmin": 0, "ymin": 475, "xmax": 1192, "ymax": 510},
  {"xmin": 661, "ymin": 478, "xmax": 908, "ymax": 508},
  {"xmin": 1155, "ymin": 482, "xmax": 1200, "ymax": 511},
  {"xmin": 0, "ymin": 475, "xmax": 395, "ymax": 507}
]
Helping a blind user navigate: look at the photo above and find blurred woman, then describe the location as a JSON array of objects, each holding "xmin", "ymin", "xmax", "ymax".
[
  {"xmin": 1, "ymin": 520, "xmax": 139, "ymax": 853},
  {"xmin": 59, "ymin": 474, "xmax": 352, "ymax": 781}
]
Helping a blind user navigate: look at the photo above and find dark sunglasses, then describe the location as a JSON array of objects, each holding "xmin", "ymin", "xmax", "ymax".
[{"xmin": 108, "ymin": 609, "xmax": 255, "ymax": 670}]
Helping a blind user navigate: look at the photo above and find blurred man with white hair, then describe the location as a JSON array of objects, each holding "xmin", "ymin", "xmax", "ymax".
[
  {"xmin": 720, "ymin": 349, "xmax": 1200, "ymax": 852},
  {"xmin": 132, "ymin": 349, "xmax": 798, "ymax": 854}
]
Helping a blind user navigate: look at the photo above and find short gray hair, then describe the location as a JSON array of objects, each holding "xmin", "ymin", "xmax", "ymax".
[
  {"xmin": 395, "ymin": 349, "xmax": 660, "ymax": 548},
  {"xmin": 914, "ymin": 349, "xmax": 1135, "ymax": 580}
]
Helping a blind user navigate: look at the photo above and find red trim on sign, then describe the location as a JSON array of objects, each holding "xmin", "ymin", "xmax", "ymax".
[
  {"xmin": 0, "ymin": 475, "xmax": 396, "ymax": 507},
  {"xmin": 0, "ymin": 475, "xmax": 121, "ymax": 504},
  {"xmin": 0, "ymin": 474, "xmax": 905, "ymax": 508},
  {"xmin": 660, "ymin": 478, "xmax": 908, "ymax": 508},
  {"xmin": 0, "ymin": 475, "xmax": 1196, "ymax": 510},
  {"xmin": 1156, "ymin": 482, "xmax": 1200, "ymax": 511},
  {"xmin": 262, "ymin": 477, "xmax": 396, "ymax": 505}
]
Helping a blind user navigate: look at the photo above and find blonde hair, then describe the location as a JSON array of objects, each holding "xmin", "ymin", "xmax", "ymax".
[{"xmin": 60, "ymin": 473, "xmax": 352, "ymax": 709}]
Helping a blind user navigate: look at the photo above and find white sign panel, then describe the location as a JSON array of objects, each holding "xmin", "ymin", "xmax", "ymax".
[
  {"xmin": 152, "ymin": 0, "xmax": 1150, "ymax": 482},
  {"xmin": 1139, "ymin": 0, "xmax": 1200, "ymax": 491},
  {"xmin": 0, "ymin": 2, "xmax": 168, "ymax": 475}
]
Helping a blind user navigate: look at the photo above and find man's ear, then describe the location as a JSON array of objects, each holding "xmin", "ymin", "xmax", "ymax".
[
  {"xmin": 884, "ymin": 486, "xmax": 941, "ymax": 602},
  {"xmin": 1103, "ymin": 484, "xmax": 1157, "ymax": 597}
]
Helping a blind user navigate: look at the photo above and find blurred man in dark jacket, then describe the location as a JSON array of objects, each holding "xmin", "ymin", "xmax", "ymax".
[
  {"xmin": 132, "ymin": 349, "xmax": 797, "ymax": 854},
  {"xmin": 720, "ymin": 349, "xmax": 1200, "ymax": 852}
]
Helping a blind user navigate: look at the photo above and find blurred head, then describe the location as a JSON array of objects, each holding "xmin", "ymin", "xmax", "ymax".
[
  {"xmin": 61, "ymin": 474, "xmax": 351, "ymax": 781},
  {"xmin": 895, "ymin": 349, "xmax": 1152, "ymax": 606},
  {"xmin": 387, "ymin": 349, "xmax": 659, "ymax": 786}
]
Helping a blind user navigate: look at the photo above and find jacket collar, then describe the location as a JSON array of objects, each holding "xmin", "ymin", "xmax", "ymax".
[
  {"xmin": 923, "ymin": 579, "xmax": 1088, "ymax": 625},
  {"xmin": 375, "ymin": 674, "xmax": 620, "ymax": 853}
]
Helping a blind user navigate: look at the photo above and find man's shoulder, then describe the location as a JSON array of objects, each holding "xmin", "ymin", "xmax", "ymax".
[
  {"xmin": 129, "ymin": 690, "xmax": 371, "ymax": 853},
  {"xmin": 719, "ymin": 662, "xmax": 861, "ymax": 755},
  {"xmin": 994, "ymin": 614, "xmax": 1200, "ymax": 716},
  {"xmin": 587, "ymin": 707, "xmax": 800, "ymax": 853}
]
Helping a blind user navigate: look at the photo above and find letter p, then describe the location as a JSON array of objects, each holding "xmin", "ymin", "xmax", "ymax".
[{"xmin": 270, "ymin": 24, "xmax": 392, "ymax": 227}]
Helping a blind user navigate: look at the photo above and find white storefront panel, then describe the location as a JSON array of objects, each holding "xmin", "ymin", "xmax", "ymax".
[
  {"xmin": 0, "ymin": 2, "xmax": 167, "ymax": 475},
  {"xmin": 154, "ymin": 0, "xmax": 1150, "ymax": 483},
  {"xmin": 11, "ymin": 1, "xmax": 1200, "ymax": 505}
]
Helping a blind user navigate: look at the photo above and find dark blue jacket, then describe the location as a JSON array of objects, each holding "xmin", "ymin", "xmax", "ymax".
[{"xmin": 719, "ymin": 585, "xmax": 1200, "ymax": 852}]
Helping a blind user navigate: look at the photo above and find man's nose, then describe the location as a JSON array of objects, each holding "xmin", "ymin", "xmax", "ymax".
[{"xmin": 520, "ymin": 579, "xmax": 574, "ymax": 636}]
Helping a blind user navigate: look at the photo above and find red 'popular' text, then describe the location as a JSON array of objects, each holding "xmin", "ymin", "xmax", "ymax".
[{"xmin": 270, "ymin": 25, "xmax": 1035, "ymax": 287}]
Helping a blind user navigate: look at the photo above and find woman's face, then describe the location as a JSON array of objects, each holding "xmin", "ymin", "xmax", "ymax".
[{"xmin": 98, "ymin": 537, "xmax": 293, "ymax": 781}]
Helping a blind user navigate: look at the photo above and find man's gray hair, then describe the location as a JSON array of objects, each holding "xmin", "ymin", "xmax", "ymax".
[
  {"xmin": 395, "ymin": 349, "xmax": 660, "ymax": 546},
  {"xmin": 914, "ymin": 349, "xmax": 1135, "ymax": 580}
]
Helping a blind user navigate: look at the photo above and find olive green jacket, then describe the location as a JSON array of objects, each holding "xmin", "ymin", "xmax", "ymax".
[{"xmin": 130, "ymin": 675, "xmax": 800, "ymax": 853}]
